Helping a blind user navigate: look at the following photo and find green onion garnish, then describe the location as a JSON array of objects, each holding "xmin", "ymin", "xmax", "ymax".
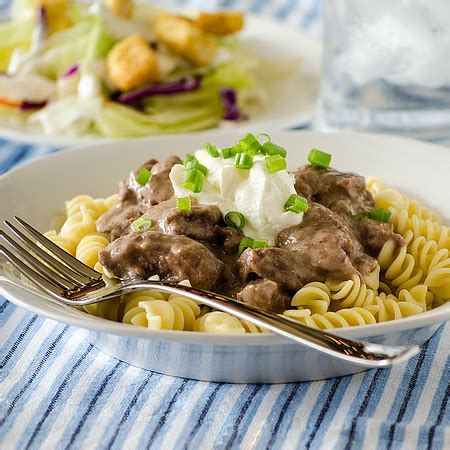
[
  {"xmin": 131, "ymin": 217, "xmax": 154, "ymax": 232},
  {"xmin": 222, "ymin": 145, "xmax": 242, "ymax": 159},
  {"xmin": 265, "ymin": 154, "xmax": 287, "ymax": 173},
  {"xmin": 284, "ymin": 194, "xmax": 309, "ymax": 214},
  {"xmin": 262, "ymin": 141, "xmax": 287, "ymax": 158},
  {"xmin": 183, "ymin": 168, "xmax": 204, "ymax": 193},
  {"xmin": 308, "ymin": 148, "xmax": 332, "ymax": 169},
  {"xmin": 184, "ymin": 154, "xmax": 196, "ymax": 165},
  {"xmin": 235, "ymin": 152, "xmax": 253, "ymax": 170},
  {"xmin": 176, "ymin": 197, "xmax": 191, "ymax": 212},
  {"xmin": 205, "ymin": 142, "xmax": 219, "ymax": 158},
  {"xmin": 252, "ymin": 238, "xmax": 268, "ymax": 249},
  {"xmin": 351, "ymin": 208, "xmax": 391, "ymax": 223},
  {"xmin": 186, "ymin": 160, "xmax": 208, "ymax": 176},
  {"xmin": 135, "ymin": 167, "xmax": 152, "ymax": 185},
  {"xmin": 238, "ymin": 237, "xmax": 254, "ymax": 256},
  {"xmin": 224, "ymin": 211, "xmax": 245, "ymax": 230},
  {"xmin": 369, "ymin": 207, "xmax": 391, "ymax": 223},
  {"xmin": 240, "ymin": 133, "xmax": 262, "ymax": 156},
  {"xmin": 351, "ymin": 212, "xmax": 370, "ymax": 220}
]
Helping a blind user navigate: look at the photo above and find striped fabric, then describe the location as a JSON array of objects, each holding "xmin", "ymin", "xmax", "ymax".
[{"xmin": 0, "ymin": 1, "xmax": 449, "ymax": 449}]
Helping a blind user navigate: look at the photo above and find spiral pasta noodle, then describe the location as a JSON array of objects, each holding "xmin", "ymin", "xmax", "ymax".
[
  {"xmin": 122, "ymin": 290, "xmax": 202, "ymax": 330},
  {"xmin": 65, "ymin": 195, "xmax": 109, "ymax": 220},
  {"xmin": 193, "ymin": 312, "xmax": 246, "ymax": 333},
  {"xmin": 374, "ymin": 292, "xmax": 423, "ymax": 322},
  {"xmin": 290, "ymin": 282, "xmax": 331, "ymax": 314},
  {"xmin": 44, "ymin": 230, "xmax": 76, "ymax": 256},
  {"xmin": 327, "ymin": 275, "xmax": 377, "ymax": 310},
  {"xmin": 75, "ymin": 233, "xmax": 110, "ymax": 269},
  {"xmin": 283, "ymin": 307, "xmax": 378, "ymax": 329}
]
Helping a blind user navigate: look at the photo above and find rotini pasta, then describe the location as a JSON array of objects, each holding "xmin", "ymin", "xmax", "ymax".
[
  {"xmin": 283, "ymin": 307, "xmax": 378, "ymax": 329},
  {"xmin": 374, "ymin": 292, "xmax": 423, "ymax": 322},
  {"xmin": 290, "ymin": 282, "xmax": 331, "ymax": 314},
  {"xmin": 65, "ymin": 195, "xmax": 108, "ymax": 220},
  {"xmin": 193, "ymin": 312, "xmax": 246, "ymax": 333},
  {"xmin": 75, "ymin": 233, "xmax": 110, "ymax": 268},
  {"xmin": 122, "ymin": 291, "xmax": 201, "ymax": 330},
  {"xmin": 60, "ymin": 205, "xmax": 97, "ymax": 246},
  {"xmin": 327, "ymin": 275, "xmax": 377, "ymax": 310},
  {"xmin": 44, "ymin": 230, "xmax": 76, "ymax": 256}
]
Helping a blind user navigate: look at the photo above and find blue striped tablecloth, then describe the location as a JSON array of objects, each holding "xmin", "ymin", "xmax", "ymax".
[{"xmin": 1, "ymin": 1, "xmax": 449, "ymax": 449}]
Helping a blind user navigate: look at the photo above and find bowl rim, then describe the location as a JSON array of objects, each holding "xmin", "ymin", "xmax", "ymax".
[{"xmin": 1, "ymin": 130, "xmax": 449, "ymax": 345}]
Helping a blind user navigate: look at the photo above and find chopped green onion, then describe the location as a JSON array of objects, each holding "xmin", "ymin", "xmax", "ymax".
[
  {"xmin": 238, "ymin": 237, "xmax": 254, "ymax": 256},
  {"xmin": 135, "ymin": 167, "xmax": 152, "ymax": 185},
  {"xmin": 131, "ymin": 217, "xmax": 154, "ymax": 232},
  {"xmin": 262, "ymin": 141, "xmax": 287, "ymax": 158},
  {"xmin": 240, "ymin": 133, "xmax": 262, "ymax": 156},
  {"xmin": 284, "ymin": 194, "xmax": 309, "ymax": 214},
  {"xmin": 351, "ymin": 208, "xmax": 391, "ymax": 223},
  {"xmin": 176, "ymin": 197, "xmax": 191, "ymax": 212},
  {"xmin": 222, "ymin": 145, "xmax": 242, "ymax": 159},
  {"xmin": 351, "ymin": 212, "xmax": 370, "ymax": 220},
  {"xmin": 308, "ymin": 148, "xmax": 332, "ymax": 169},
  {"xmin": 257, "ymin": 133, "xmax": 271, "ymax": 143},
  {"xmin": 252, "ymin": 238, "xmax": 268, "ymax": 249},
  {"xmin": 205, "ymin": 142, "xmax": 219, "ymax": 158},
  {"xmin": 265, "ymin": 154, "xmax": 287, "ymax": 173},
  {"xmin": 184, "ymin": 154, "xmax": 196, "ymax": 165},
  {"xmin": 186, "ymin": 160, "xmax": 208, "ymax": 176},
  {"xmin": 369, "ymin": 207, "xmax": 391, "ymax": 223},
  {"xmin": 224, "ymin": 211, "xmax": 245, "ymax": 230},
  {"xmin": 235, "ymin": 152, "xmax": 254, "ymax": 170},
  {"xmin": 183, "ymin": 168, "xmax": 204, "ymax": 193}
]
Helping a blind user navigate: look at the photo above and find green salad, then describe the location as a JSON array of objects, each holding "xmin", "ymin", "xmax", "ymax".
[{"xmin": 0, "ymin": 0, "xmax": 265, "ymax": 137}]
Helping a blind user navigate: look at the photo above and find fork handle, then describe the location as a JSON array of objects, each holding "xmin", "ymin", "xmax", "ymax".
[{"xmin": 114, "ymin": 282, "xmax": 419, "ymax": 368}]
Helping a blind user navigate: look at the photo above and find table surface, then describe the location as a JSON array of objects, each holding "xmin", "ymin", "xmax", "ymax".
[{"xmin": 0, "ymin": 1, "xmax": 449, "ymax": 449}]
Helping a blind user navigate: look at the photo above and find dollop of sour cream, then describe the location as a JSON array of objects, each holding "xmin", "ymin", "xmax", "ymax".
[{"xmin": 170, "ymin": 149, "xmax": 303, "ymax": 245}]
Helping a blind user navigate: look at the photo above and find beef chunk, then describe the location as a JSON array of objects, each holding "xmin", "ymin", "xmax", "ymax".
[
  {"xmin": 238, "ymin": 247, "xmax": 305, "ymax": 291},
  {"xmin": 99, "ymin": 231, "xmax": 224, "ymax": 290},
  {"xmin": 277, "ymin": 202, "xmax": 377, "ymax": 281},
  {"xmin": 145, "ymin": 198, "xmax": 223, "ymax": 241},
  {"xmin": 237, "ymin": 279, "xmax": 291, "ymax": 313},
  {"xmin": 138, "ymin": 155, "xmax": 181, "ymax": 206},
  {"xmin": 293, "ymin": 165, "xmax": 374, "ymax": 215}
]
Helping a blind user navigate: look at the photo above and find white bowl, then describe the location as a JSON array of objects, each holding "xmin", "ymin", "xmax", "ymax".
[{"xmin": 1, "ymin": 131, "xmax": 449, "ymax": 383}]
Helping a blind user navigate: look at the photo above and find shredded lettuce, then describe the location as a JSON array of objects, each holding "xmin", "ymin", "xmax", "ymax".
[
  {"xmin": 28, "ymin": 96, "xmax": 103, "ymax": 136},
  {"xmin": 0, "ymin": 20, "xmax": 33, "ymax": 71},
  {"xmin": 36, "ymin": 17, "xmax": 114, "ymax": 79},
  {"xmin": 94, "ymin": 101, "xmax": 222, "ymax": 137}
]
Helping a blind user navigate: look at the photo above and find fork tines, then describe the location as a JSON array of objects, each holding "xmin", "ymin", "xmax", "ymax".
[{"xmin": 0, "ymin": 217, "xmax": 102, "ymax": 297}]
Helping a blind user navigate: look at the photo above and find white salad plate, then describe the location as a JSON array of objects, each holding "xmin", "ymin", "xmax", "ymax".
[
  {"xmin": 0, "ymin": 16, "xmax": 321, "ymax": 147},
  {"xmin": 1, "ymin": 131, "xmax": 449, "ymax": 383}
]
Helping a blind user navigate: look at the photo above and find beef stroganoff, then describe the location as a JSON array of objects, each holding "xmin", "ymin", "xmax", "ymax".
[{"xmin": 43, "ymin": 134, "xmax": 450, "ymax": 333}]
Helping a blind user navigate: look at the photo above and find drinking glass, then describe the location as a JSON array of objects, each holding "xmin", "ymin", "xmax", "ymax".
[{"xmin": 316, "ymin": 0, "xmax": 450, "ymax": 138}]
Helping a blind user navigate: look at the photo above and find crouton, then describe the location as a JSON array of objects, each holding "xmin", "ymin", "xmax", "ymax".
[
  {"xmin": 40, "ymin": 0, "xmax": 73, "ymax": 33},
  {"xmin": 106, "ymin": 34, "xmax": 159, "ymax": 92},
  {"xmin": 196, "ymin": 11, "xmax": 244, "ymax": 36},
  {"xmin": 102, "ymin": 0, "xmax": 133, "ymax": 19},
  {"xmin": 154, "ymin": 14, "xmax": 216, "ymax": 66}
]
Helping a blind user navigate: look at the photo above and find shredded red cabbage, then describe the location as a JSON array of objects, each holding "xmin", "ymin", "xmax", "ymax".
[
  {"xmin": 117, "ymin": 77, "xmax": 202, "ymax": 104},
  {"xmin": 37, "ymin": 5, "xmax": 48, "ymax": 34},
  {"xmin": 63, "ymin": 65, "xmax": 79, "ymax": 78},
  {"xmin": 21, "ymin": 100, "xmax": 47, "ymax": 111},
  {"xmin": 220, "ymin": 88, "xmax": 243, "ymax": 121}
]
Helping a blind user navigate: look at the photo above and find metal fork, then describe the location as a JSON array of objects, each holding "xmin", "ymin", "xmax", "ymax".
[{"xmin": 0, "ymin": 216, "xmax": 419, "ymax": 368}]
